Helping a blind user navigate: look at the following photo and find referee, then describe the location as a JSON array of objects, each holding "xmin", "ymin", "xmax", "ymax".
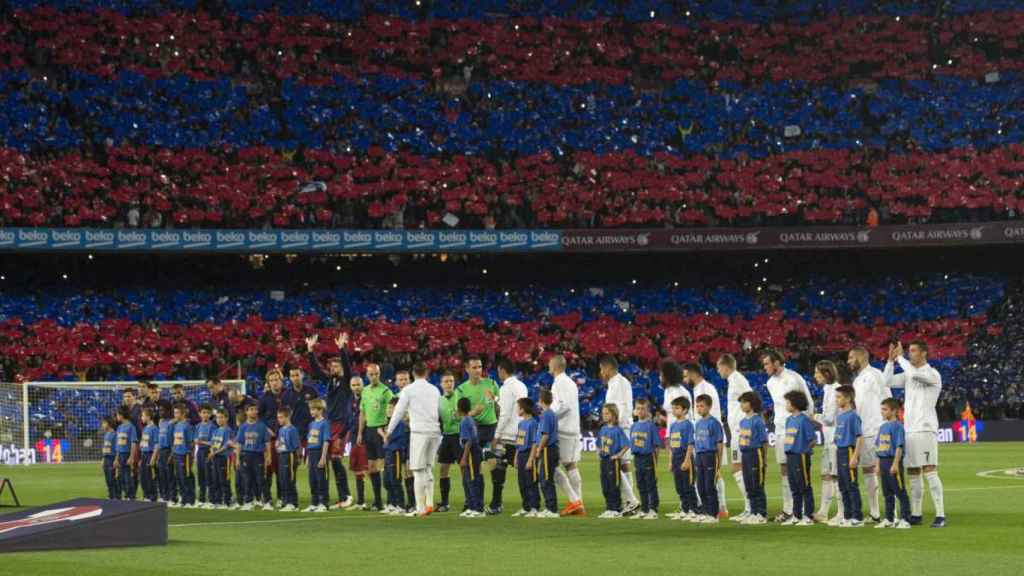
[{"xmin": 454, "ymin": 357, "xmax": 501, "ymax": 513}]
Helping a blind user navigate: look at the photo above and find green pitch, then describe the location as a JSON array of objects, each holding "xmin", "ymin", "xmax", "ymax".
[{"xmin": 2, "ymin": 443, "xmax": 1023, "ymax": 575}]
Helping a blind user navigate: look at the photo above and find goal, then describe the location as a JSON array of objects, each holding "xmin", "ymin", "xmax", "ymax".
[{"xmin": 0, "ymin": 380, "xmax": 245, "ymax": 464}]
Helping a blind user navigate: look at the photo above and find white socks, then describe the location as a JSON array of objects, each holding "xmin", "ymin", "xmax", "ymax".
[
  {"xmin": 619, "ymin": 471, "xmax": 638, "ymax": 507},
  {"xmin": 925, "ymin": 470, "xmax": 945, "ymax": 517},
  {"xmin": 567, "ymin": 467, "xmax": 583, "ymax": 504},
  {"xmin": 413, "ymin": 470, "xmax": 427, "ymax": 513},
  {"xmin": 555, "ymin": 468, "xmax": 579, "ymax": 503},
  {"xmin": 864, "ymin": 472, "xmax": 880, "ymax": 518},
  {"xmin": 781, "ymin": 474, "xmax": 793, "ymax": 515},
  {"xmin": 716, "ymin": 476, "xmax": 727, "ymax": 511},
  {"xmin": 819, "ymin": 478, "xmax": 834, "ymax": 517},
  {"xmin": 732, "ymin": 470, "xmax": 747, "ymax": 513},
  {"xmin": 424, "ymin": 467, "xmax": 435, "ymax": 510},
  {"xmin": 910, "ymin": 474, "xmax": 924, "ymax": 517}
]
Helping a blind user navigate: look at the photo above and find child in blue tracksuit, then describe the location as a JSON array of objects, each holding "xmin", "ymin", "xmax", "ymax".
[
  {"xmin": 276, "ymin": 407, "xmax": 301, "ymax": 511},
  {"xmin": 139, "ymin": 408, "xmax": 159, "ymax": 501},
  {"xmin": 667, "ymin": 396, "xmax": 698, "ymax": 519},
  {"xmin": 877, "ymin": 398, "xmax": 912, "ymax": 528},
  {"xmin": 234, "ymin": 402, "xmax": 273, "ymax": 510},
  {"xmin": 630, "ymin": 398, "xmax": 660, "ymax": 518},
  {"xmin": 694, "ymin": 394, "xmax": 725, "ymax": 523},
  {"xmin": 597, "ymin": 404, "xmax": 630, "ymax": 518},
  {"xmin": 115, "ymin": 406, "xmax": 139, "ymax": 500},
  {"xmin": 101, "ymin": 416, "xmax": 119, "ymax": 499},
  {"xmin": 783, "ymin": 390, "xmax": 817, "ymax": 525},
  {"xmin": 737, "ymin": 391, "xmax": 769, "ymax": 522},
  {"xmin": 458, "ymin": 397, "xmax": 484, "ymax": 517},
  {"xmin": 209, "ymin": 409, "xmax": 234, "ymax": 508},
  {"xmin": 834, "ymin": 386, "xmax": 864, "ymax": 526},
  {"xmin": 529, "ymin": 390, "xmax": 559, "ymax": 516},
  {"xmin": 172, "ymin": 404, "xmax": 196, "ymax": 507},
  {"xmin": 157, "ymin": 405, "xmax": 177, "ymax": 503},
  {"xmin": 233, "ymin": 410, "xmax": 248, "ymax": 507},
  {"xmin": 514, "ymin": 398, "xmax": 540, "ymax": 516},
  {"xmin": 382, "ymin": 398, "xmax": 409, "ymax": 513},
  {"xmin": 195, "ymin": 404, "xmax": 215, "ymax": 506},
  {"xmin": 306, "ymin": 399, "xmax": 331, "ymax": 511}
]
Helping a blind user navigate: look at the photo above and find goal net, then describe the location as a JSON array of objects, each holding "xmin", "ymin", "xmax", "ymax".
[{"xmin": 0, "ymin": 380, "xmax": 246, "ymax": 464}]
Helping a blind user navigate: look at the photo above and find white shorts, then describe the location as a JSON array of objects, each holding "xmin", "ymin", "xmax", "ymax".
[
  {"xmin": 821, "ymin": 444, "xmax": 837, "ymax": 476},
  {"xmin": 774, "ymin": 436, "xmax": 787, "ymax": 465},
  {"xmin": 557, "ymin": 434, "xmax": 581, "ymax": 465},
  {"xmin": 409, "ymin": 432, "xmax": 442, "ymax": 471},
  {"xmin": 820, "ymin": 427, "xmax": 836, "ymax": 475},
  {"xmin": 859, "ymin": 435, "xmax": 878, "ymax": 468},
  {"xmin": 905, "ymin": 432, "xmax": 939, "ymax": 468}
]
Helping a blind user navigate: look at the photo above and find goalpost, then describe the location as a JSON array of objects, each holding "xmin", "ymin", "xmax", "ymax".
[{"xmin": 0, "ymin": 380, "xmax": 246, "ymax": 464}]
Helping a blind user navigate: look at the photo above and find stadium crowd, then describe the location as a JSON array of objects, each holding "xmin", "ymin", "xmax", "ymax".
[
  {"xmin": 2, "ymin": 254, "xmax": 1018, "ymax": 446},
  {"xmin": 1, "ymin": 1, "xmax": 1024, "ymax": 228}
]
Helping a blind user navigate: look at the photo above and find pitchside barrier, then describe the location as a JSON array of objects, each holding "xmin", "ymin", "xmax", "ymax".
[
  {"xmin": 0, "ymin": 498, "xmax": 167, "ymax": 553},
  {"xmin": 0, "ymin": 380, "xmax": 245, "ymax": 464}
]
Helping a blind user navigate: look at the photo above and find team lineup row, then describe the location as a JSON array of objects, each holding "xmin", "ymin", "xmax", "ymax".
[{"xmin": 97, "ymin": 335, "xmax": 947, "ymax": 527}]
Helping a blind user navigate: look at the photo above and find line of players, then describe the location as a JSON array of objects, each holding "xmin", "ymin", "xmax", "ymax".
[{"xmin": 99, "ymin": 334, "xmax": 946, "ymax": 527}]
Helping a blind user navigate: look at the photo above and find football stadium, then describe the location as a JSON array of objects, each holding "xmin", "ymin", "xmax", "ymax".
[{"xmin": 1, "ymin": 1, "xmax": 1024, "ymax": 574}]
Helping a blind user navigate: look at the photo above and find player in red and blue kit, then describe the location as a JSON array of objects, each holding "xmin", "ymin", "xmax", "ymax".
[
  {"xmin": 209, "ymin": 409, "xmax": 234, "ymax": 508},
  {"xmin": 139, "ymin": 408, "xmax": 160, "ymax": 502},
  {"xmin": 738, "ymin": 391, "xmax": 769, "ymax": 523},
  {"xmin": 458, "ymin": 397, "xmax": 484, "ymax": 517},
  {"xmin": 306, "ymin": 332, "xmax": 355, "ymax": 508},
  {"xmin": 234, "ymin": 402, "xmax": 274, "ymax": 510},
  {"xmin": 783, "ymin": 390, "xmax": 817, "ymax": 525},
  {"xmin": 101, "ymin": 416, "xmax": 119, "ymax": 499},
  {"xmin": 172, "ymin": 404, "xmax": 196, "ymax": 507},
  {"xmin": 530, "ymin": 390, "xmax": 560, "ymax": 517},
  {"xmin": 834, "ymin": 386, "xmax": 864, "ymax": 526},
  {"xmin": 115, "ymin": 406, "xmax": 139, "ymax": 500},
  {"xmin": 347, "ymin": 377, "xmax": 368, "ymax": 509},
  {"xmin": 630, "ymin": 398, "xmax": 660, "ymax": 518},
  {"xmin": 694, "ymin": 395, "xmax": 725, "ymax": 523},
  {"xmin": 383, "ymin": 398, "xmax": 410, "ymax": 513},
  {"xmin": 276, "ymin": 407, "xmax": 302, "ymax": 511},
  {"xmin": 195, "ymin": 404, "xmax": 215, "ymax": 506},
  {"xmin": 877, "ymin": 398, "xmax": 912, "ymax": 528},
  {"xmin": 597, "ymin": 404, "xmax": 630, "ymax": 518},
  {"xmin": 513, "ymin": 398, "xmax": 539, "ymax": 517},
  {"xmin": 305, "ymin": 399, "xmax": 332, "ymax": 512},
  {"xmin": 667, "ymin": 397, "xmax": 698, "ymax": 520},
  {"xmin": 156, "ymin": 404, "xmax": 177, "ymax": 503}
]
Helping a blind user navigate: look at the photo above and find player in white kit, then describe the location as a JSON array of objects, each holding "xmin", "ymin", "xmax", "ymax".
[
  {"xmin": 683, "ymin": 363, "xmax": 730, "ymax": 518},
  {"xmin": 812, "ymin": 360, "xmax": 844, "ymax": 525},
  {"xmin": 717, "ymin": 354, "xmax": 753, "ymax": 521},
  {"xmin": 883, "ymin": 341, "xmax": 946, "ymax": 528},
  {"xmin": 599, "ymin": 356, "xmax": 640, "ymax": 515},
  {"xmin": 848, "ymin": 346, "xmax": 891, "ymax": 522},
  {"xmin": 660, "ymin": 360, "xmax": 692, "ymax": 431},
  {"xmin": 549, "ymin": 355, "xmax": 585, "ymax": 516},
  {"xmin": 384, "ymin": 362, "xmax": 442, "ymax": 517},
  {"xmin": 761, "ymin": 349, "xmax": 814, "ymax": 522}
]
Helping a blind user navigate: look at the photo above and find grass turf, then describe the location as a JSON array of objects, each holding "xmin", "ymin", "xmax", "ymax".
[{"xmin": 2, "ymin": 442, "xmax": 1023, "ymax": 574}]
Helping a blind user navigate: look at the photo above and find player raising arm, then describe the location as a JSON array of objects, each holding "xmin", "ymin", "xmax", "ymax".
[{"xmin": 884, "ymin": 341, "xmax": 945, "ymax": 528}]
